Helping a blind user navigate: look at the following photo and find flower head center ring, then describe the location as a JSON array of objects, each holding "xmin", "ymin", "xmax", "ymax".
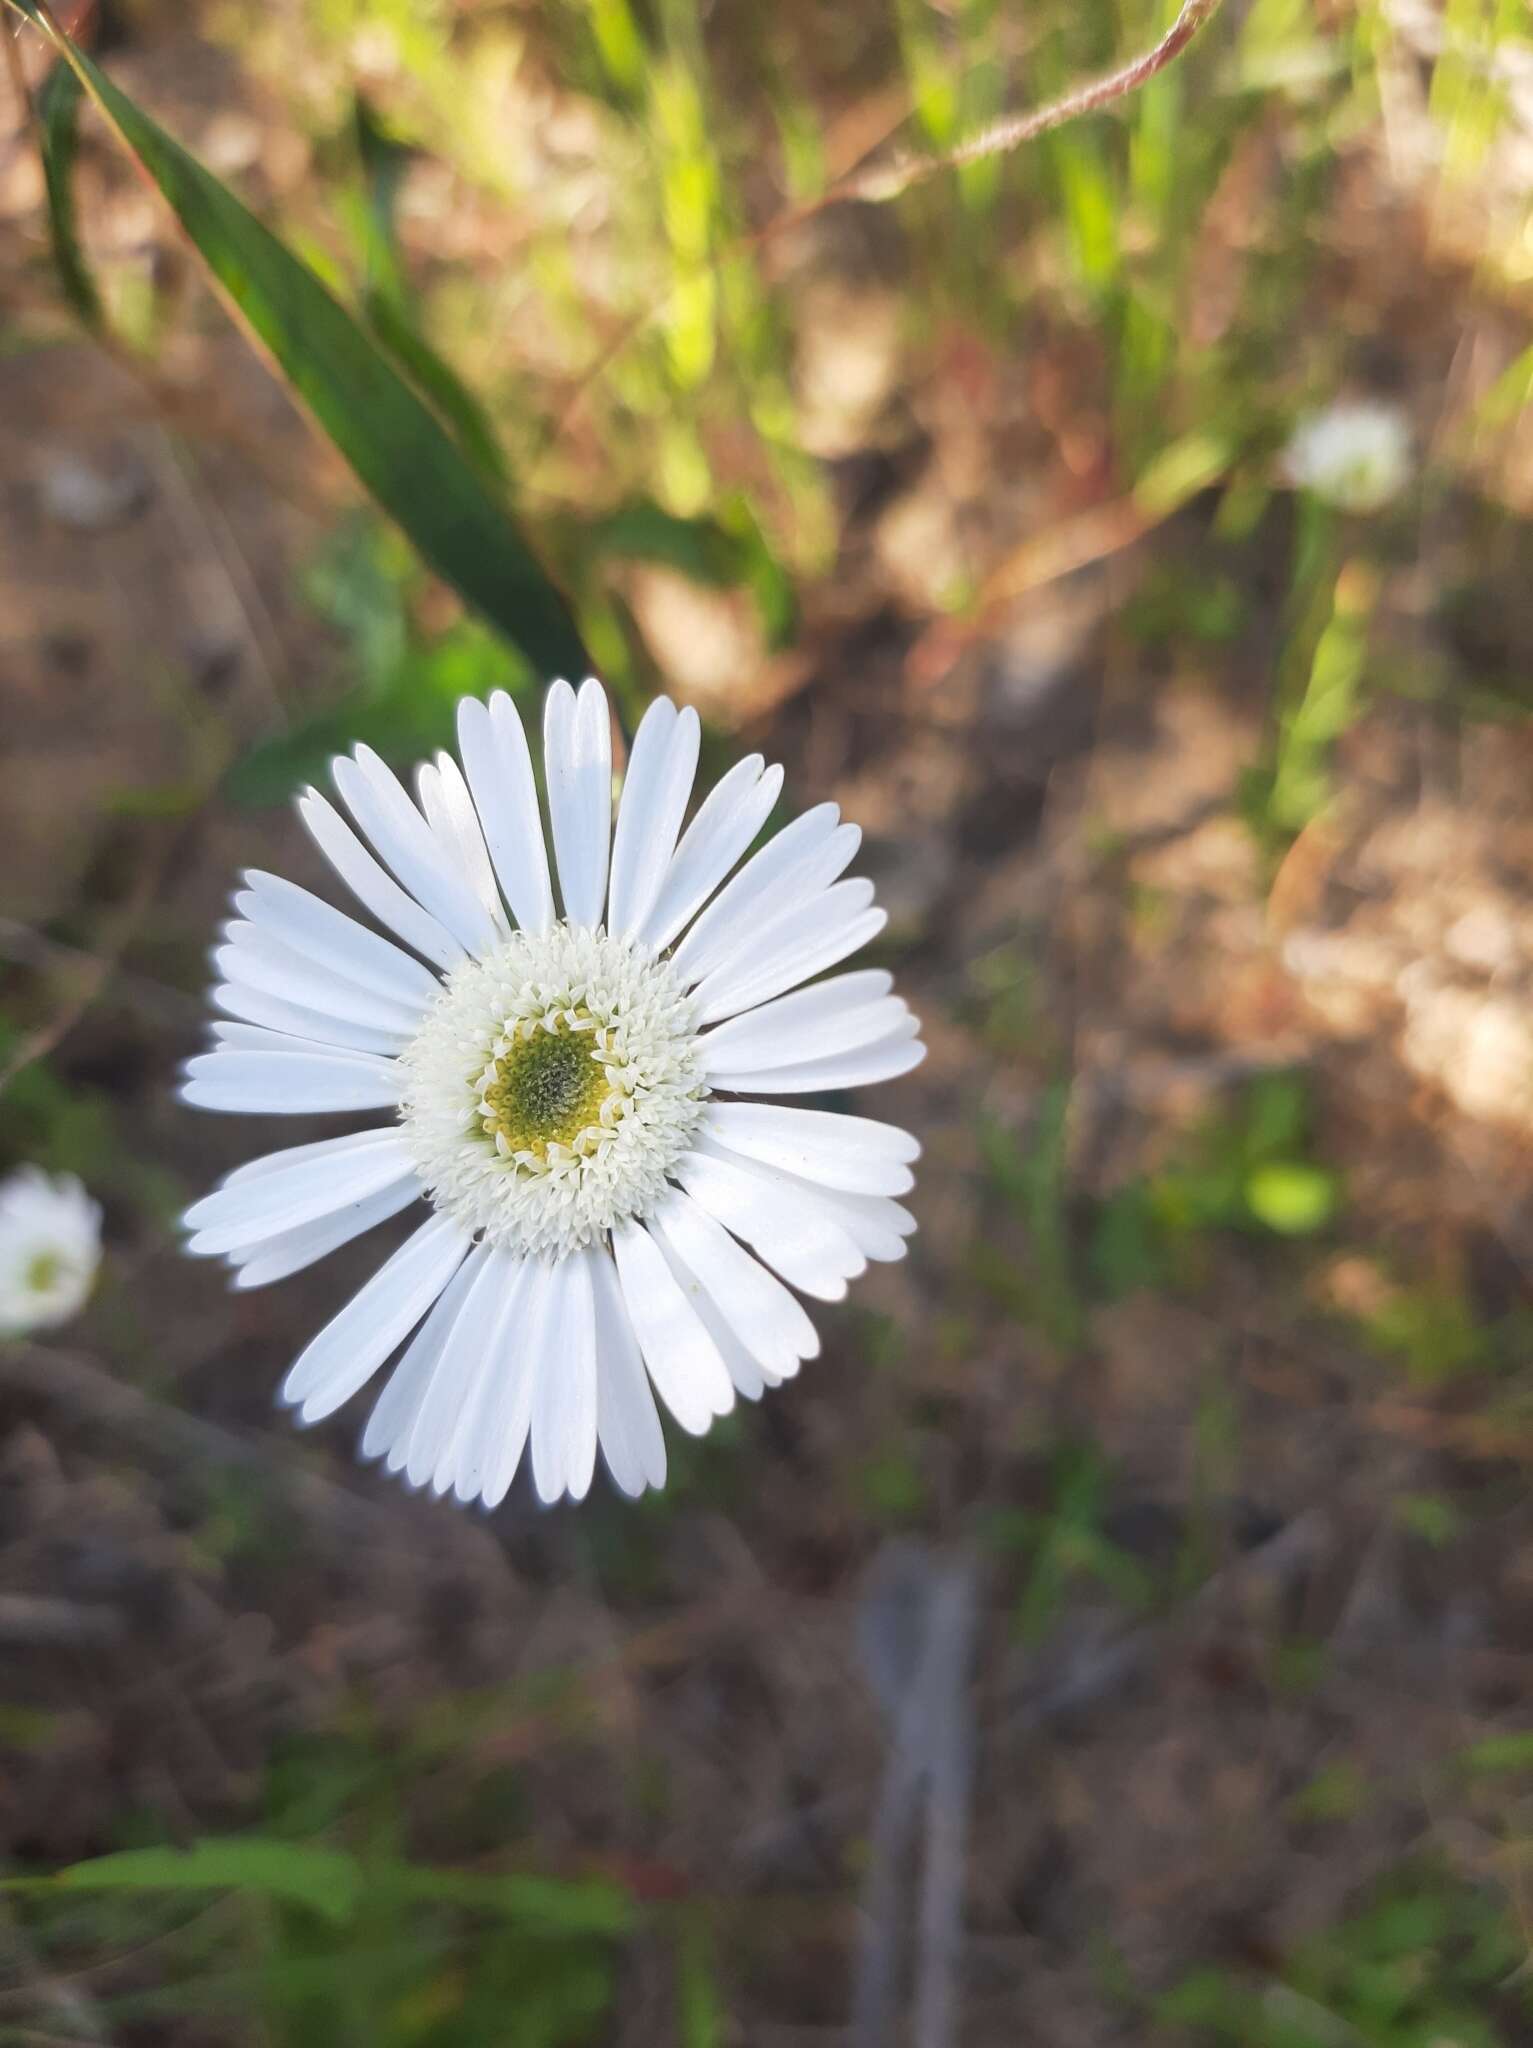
[
  {"xmin": 478, "ymin": 1010, "xmax": 617, "ymax": 1164},
  {"xmin": 396, "ymin": 923, "xmax": 708, "ymax": 1260}
]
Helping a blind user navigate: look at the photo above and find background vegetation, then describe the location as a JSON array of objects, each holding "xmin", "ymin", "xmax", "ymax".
[{"xmin": 2, "ymin": 0, "xmax": 1533, "ymax": 2040}]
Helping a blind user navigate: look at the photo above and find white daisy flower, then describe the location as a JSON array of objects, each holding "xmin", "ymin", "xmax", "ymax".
[
  {"xmin": 0, "ymin": 1167, "xmax": 103, "ymax": 1339},
  {"xmin": 182, "ymin": 682, "xmax": 923, "ymax": 1507},
  {"xmin": 1282, "ymin": 399, "xmax": 1412, "ymax": 514}
]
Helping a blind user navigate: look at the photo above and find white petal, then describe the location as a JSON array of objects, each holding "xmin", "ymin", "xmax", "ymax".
[
  {"xmin": 425, "ymin": 1270, "xmax": 519, "ymax": 1496},
  {"xmin": 648, "ymin": 1221, "xmax": 766, "ymax": 1401},
  {"xmin": 280, "ymin": 1213, "xmax": 470, "ymax": 1421},
  {"xmin": 668, "ymin": 803, "xmax": 844, "ymax": 987},
  {"xmin": 228, "ymin": 1178, "xmax": 420, "ymax": 1288},
  {"xmin": 208, "ymin": 1021, "xmax": 410, "ymax": 1063},
  {"xmin": 703, "ymin": 1102, "xmax": 919, "ymax": 1195},
  {"xmin": 687, "ymin": 824, "xmax": 864, "ymax": 995},
  {"xmin": 216, "ymin": 926, "xmax": 423, "ymax": 1037},
  {"xmin": 402, "ymin": 1247, "xmax": 518, "ymax": 1488},
  {"xmin": 207, "ymin": 1022, "xmax": 301, "ymax": 1052},
  {"xmin": 530, "ymin": 1251, "xmax": 598, "ymax": 1503},
  {"xmin": 361, "ymin": 1251, "xmax": 485, "ymax": 1464},
  {"xmin": 810, "ymin": 1184, "xmax": 917, "ymax": 1259},
  {"xmin": 213, "ymin": 981, "xmax": 411, "ymax": 1058},
  {"xmin": 477, "ymin": 1257, "xmax": 552, "ymax": 1507},
  {"xmin": 184, "ymin": 1132, "xmax": 415, "ymax": 1254},
  {"xmin": 705, "ymin": 1139, "xmax": 914, "ymax": 1260},
  {"xmin": 435, "ymin": 1252, "xmax": 541, "ymax": 1502},
  {"xmin": 692, "ymin": 883, "xmax": 886, "ymax": 1025},
  {"xmin": 700, "ymin": 967, "xmax": 890, "ymax": 1047},
  {"xmin": 180, "ymin": 1048, "xmax": 400, "ymax": 1115},
  {"xmin": 589, "ymin": 1248, "xmax": 667, "ymax": 1496},
  {"xmin": 674, "ymin": 1145, "xmax": 864, "ymax": 1300},
  {"xmin": 610, "ymin": 1215, "xmax": 735, "ymax": 1434},
  {"xmin": 456, "ymin": 693, "xmax": 555, "ymax": 936},
  {"xmin": 236, "ymin": 871, "xmax": 440, "ymax": 1012},
  {"xmin": 544, "ymin": 678, "xmax": 612, "ymax": 930},
  {"xmin": 700, "ymin": 991, "xmax": 909, "ymax": 1074},
  {"xmin": 333, "ymin": 746, "xmax": 499, "ymax": 954},
  {"xmin": 606, "ymin": 700, "xmax": 700, "ymax": 940},
  {"xmin": 416, "ymin": 752, "xmax": 510, "ymax": 937},
  {"xmin": 639, "ymin": 756, "xmax": 785, "ymax": 953},
  {"xmin": 649, "ymin": 1186, "xmax": 820, "ymax": 1381},
  {"xmin": 710, "ymin": 1323, "xmax": 781, "ymax": 1395},
  {"xmin": 222, "ymin": 1128, "xmax": 392, "ymax": 1186},
  {"xmin": 298, "ymin": 788, "xmax": 467, "ymax": 975},
  {"xmin": 714, "ymin": 1030, "xmax": 925, "ymax": 1095}
]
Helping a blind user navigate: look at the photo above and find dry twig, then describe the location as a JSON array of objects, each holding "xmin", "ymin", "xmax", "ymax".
[
  {"xmin": 0, "ymin": 1594, "xmax": 126, "ymax": 1649},
  {"xmin": 0, "ymin": 1342, "xmax": 427, "ymax": 1542},
  {"xmin": 759, "ymin": 0, "xmax": 1231, "ymax": 241},
  {"xmin": 0, "ymin": 855, "xmax": 164, "ymax": 1098},
  {"xmin": 853, "ymin": 1546, "xmax": 979, "ymax": 2048}
]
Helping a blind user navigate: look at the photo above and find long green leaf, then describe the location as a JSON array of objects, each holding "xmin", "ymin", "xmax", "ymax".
[
  {"xmin": 7, "ymin": 1, "xmax": 588, "ymax": 681},
  {"xmin": 350, "ymin": 95, "xmax": 509, "ymax": 488},
  {"xmin": 36, "ymin": 57, "xmax": 102, "ymax": 330},
  {"xmin": 374, "ymin": 1861, "xmax": 636, "ymax": 1934},
  {"xmin": 3, "ymin": 1837, "xmax": 635, "ymax": 1935},
  {"xmin": 2, "ymin": 1839, "xmax": 363, "ymax": 1923}
]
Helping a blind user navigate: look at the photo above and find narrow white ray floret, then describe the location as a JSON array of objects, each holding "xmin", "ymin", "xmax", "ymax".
[{"xmin": 181, "ymin": 682, "xmax": 924, "ymax": 1507}]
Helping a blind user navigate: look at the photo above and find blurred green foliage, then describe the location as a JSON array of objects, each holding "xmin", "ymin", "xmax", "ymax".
[
  {"xmin": 984, "ymin": 1440, "xmax": 1157, "ymax": 1642},
  {"xmin": 1090, "ymin": 1074, "xmax": 1342, "ymax": 1303},
  {"xmin": 978, "ymin": 1085, "xmax": 1087, "ymax": 1350},
  {"xmin": 1159, "ymin": 1863, "xmax": 1533, "ymax": 2046},
  {"xmin": 6, "ymin": 1727, "xmax": 634, "ymax": 2046},
  {"xmin": 4, "ymin": 0, "xmax": 1533, "ymax": 2036},
  {"xmin": 226, "ymin": 515, "xmax": 537, "ymax": 803}
]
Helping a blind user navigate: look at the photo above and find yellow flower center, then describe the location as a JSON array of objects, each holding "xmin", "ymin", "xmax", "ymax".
[
  {"xmin": 24, "ymin": 1251, "xmax": 63, "ymax": 1294},
  {"xmin": 478, "ymin": 1014, "xmax": 616, "ymax": 1163}
]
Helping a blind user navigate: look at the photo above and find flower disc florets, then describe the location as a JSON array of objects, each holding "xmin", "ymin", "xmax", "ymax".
[{"xmin": 396, "ymin": 922, "xmax": 706, "ymax": 1258}]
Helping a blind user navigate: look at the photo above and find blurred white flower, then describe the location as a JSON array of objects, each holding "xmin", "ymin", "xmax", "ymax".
[
  {"xmin": 1282, "ymin": 399, "xmax": 1413, "ymax": 513},
  {"xmin": 0, "ymin": 1168, "xmax": 103, "ymax": 1339},
  {"xmin": 181, "ymin": 681, "xmax": 923, "ymax": 1508}
]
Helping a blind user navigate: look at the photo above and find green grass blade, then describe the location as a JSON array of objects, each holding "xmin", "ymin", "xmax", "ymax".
[
  {"xmin": 2, "ymin": 1839, "xmax": 364, "ymax": 1924},
  {"xmin": 36, "ymin": 58, "xmax": 103, "ymax": 331},
  {"xmin": 1, "ymin": 1839, "xmax": 635, "ymax": 1935},
  {"xmin": 10, "ymin": 2, "xmax": 587, "ymax": 680},
  {"xmin": 349, "ymin": 96, "xmax": 509, "ymax": 488},
  {"xmin": 362, "ymin": 289, "xmax": 510, "ymax": 490}
]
